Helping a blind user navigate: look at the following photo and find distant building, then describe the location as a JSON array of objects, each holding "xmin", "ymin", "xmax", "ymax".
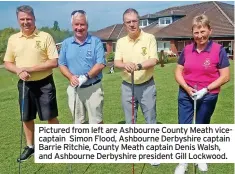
[{"xmin": 92, "ymin": 1, "xmax": 234, "ymax": 58}]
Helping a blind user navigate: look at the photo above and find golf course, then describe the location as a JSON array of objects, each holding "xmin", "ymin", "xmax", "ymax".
[{"xmin": 0, "ymin": 60, "xmax": 234, "ymax": 174}]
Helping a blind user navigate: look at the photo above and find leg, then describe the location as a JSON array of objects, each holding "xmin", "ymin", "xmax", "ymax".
[
  {"xmin": 196, "ymin": 93, "xmax": 218, "ymax": 124},
  {"xmin": 67, "ymin": 85, "xmax": 86, "ymax": 124},
  {"xmin": 138, "ymin": 80, "xmax": 156, "ymax": 124},
  {"xmin": 83, "ymin": 82, "xmax": 104, "ymax": 124},
  {"xmin": 178, "ymin": 88, "xmax": 194, "ymax": 124},
  {"xmin": 17, "ymin": 80, "xmax": 36, "ymax": 162},
  {"xmin": 121, "ymin": 82, "xmax": 138, "ymax": 124}
]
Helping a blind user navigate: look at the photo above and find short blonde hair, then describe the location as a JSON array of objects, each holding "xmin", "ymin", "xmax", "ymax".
[{"xmin": 192, "ymin": 14, "xmax": 211, "ymax": 31}]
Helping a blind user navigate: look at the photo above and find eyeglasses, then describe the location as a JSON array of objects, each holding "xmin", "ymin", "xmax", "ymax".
[
  {"xmin": 71, "ymin": 10, "xmax": 86, "ymax": 16},
  {"xmin": 124, "ymin": 20, "xmax": 139, "ymax": 25}
]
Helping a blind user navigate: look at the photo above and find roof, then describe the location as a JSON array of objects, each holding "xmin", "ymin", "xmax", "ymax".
[
  {"xmin": 154, "ymin": 1, "xmax": 234, "ymax": 39},
  {"xmin": 92, "ymin": 1, "xmax": 234, "ymax": 41}
]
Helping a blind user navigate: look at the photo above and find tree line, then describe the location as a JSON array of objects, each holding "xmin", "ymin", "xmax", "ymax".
[{"xmin": 0, "ymin": 21, "xmax": 72, "ymax": 64}]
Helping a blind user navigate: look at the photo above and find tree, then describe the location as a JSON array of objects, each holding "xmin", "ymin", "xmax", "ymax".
[{"xmin": 53, "ymin": 21, "xmax": 60, "ymax": 31}]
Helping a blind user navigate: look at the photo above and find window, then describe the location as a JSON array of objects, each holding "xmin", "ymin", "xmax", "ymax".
[
  {"xmin": 217, "ymin": 40, "xmax": 233, "ymax": 55},
  {"xmin": 157, "ymin": 41, "xmax": 170, "ymax": 52},
  {"xmin": 112, "ymin": 42, "xmax": 116, "ymax": 52},
  {"xmin": 159, "ymin": 17, "xmax": 172, "ymax": 25},
  {"xmin": 139, "ymin": 19, "xmax": 148, "ymax": 27},
  {"xmin": 103, "ymin": 43, "xmax": 107, "ymax": 52}
]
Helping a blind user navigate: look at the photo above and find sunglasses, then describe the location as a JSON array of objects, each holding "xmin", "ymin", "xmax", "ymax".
[{"xmin": 71, "ymin": 10, "xmax": 86, "ymax": 16}]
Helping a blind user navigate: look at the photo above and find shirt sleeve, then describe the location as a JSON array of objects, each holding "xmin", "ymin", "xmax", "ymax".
[
  {"xmin": 4, "ymin": 36, "xmax": 15, "ymax": 62},
  {"xmin": 149, "ymin": 35, "xmax": 158, "ymax": 60},
  {"xmin": 114, "ymin": 39, "xmax": 122, "ymax": 61},
  {"xmin": 177, "ymin": 48, "xmax": 185, "ymax": 66},
  {"xmin": 218, "ymin": 46, "xmax": 230, "ymax": 69},
  {"xmin": 95, "ymin": 39, "xmax": 106, "ymax": 65},
  {"xmin": 46, "ymin": 34, "xmax": 59, "ymax": 60},
  {"xmin": 58, "ymin": 40, "xmax": 67, "ymax": 66}
]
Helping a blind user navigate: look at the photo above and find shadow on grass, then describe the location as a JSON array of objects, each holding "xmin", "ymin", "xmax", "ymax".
[
  {"xmin": 117, "ymin": 121, "xmax": 163, "ymax": 124},
  {"xmin": 82, "ymin": 163, "xmax": 92, "ymax": 174},
  {"xmin": 34, "ymin": 165, "xmax": 44, "ymax": 173},
  {"xmin": 141, "ymin": 164, "xmax": 146, "ymax": 174}
]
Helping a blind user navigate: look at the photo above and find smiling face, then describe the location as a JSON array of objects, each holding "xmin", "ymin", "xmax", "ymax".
[
  {"xmin": 123, "ymin": 12, "xmax": 140, "ymax": 39},
  {"xmin": 17, "ymin": 11, "xmax": 35, "ymax": 35},
  {"xmin": 192, "ymin": 25, "xmax": 212, "ymax": 47},
  {"xmin": 72, "ymin": 14, "xmax": 88, "ymax": 41}
]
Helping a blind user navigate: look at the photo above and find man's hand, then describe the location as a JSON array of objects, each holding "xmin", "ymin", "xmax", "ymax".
[
  {"xmin": 78, "ymin": 75, "xmax": 88, "ymax": 87},
  {"xmin": 192, "ymin": 88, "xmax": 208, "ymax": 100},
  {"xmin": 69, "ymin": 75, "xmax": 79, "ymax": 87},
  {"xmin": 124, "ymin": 62, "xmax": 137, "ymax": 73}
]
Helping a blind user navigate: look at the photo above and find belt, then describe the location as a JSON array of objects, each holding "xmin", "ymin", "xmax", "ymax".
[
  {"xmin": 80, "ymin": 79, "xmax": 101, "ymax": 88},
  {"xmin": 123, "ymin": 77, "xmax": 153, "ymax": 86}
]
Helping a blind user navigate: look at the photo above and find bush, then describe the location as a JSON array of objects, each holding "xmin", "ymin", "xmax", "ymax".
[{"xmin": 106, "ymin": 52, "xmax": 115, "ymax": 62}]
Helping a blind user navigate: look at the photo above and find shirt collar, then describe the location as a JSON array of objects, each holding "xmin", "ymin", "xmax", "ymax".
[
  {"xmin": 19, "ymin": 28, "xmax": 39, "ymax": 38},
  {"xmin": 192, "ymin": 40, "xmax": 213, "ymax": 53},
  {"xmin": 127, "ymin": 29, "xmax": 143, "ymax": 42},
  {"xmin": 71, "ymin": 34, "xmax": 91, "ymax": 45}
]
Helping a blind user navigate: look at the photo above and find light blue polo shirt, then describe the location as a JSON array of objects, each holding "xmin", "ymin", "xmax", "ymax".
[{"xmin": 58, "ymin": 34, "xmax": 106, "ymax": 85}]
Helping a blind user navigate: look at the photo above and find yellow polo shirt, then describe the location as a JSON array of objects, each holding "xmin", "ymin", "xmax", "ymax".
[
  {"xmin": 115, "ymin": 31, "xmax": 158, "ymax": 84},
  {"xmin": 4, "ymin": 29, "xmax": 58, "ymax": 81}
]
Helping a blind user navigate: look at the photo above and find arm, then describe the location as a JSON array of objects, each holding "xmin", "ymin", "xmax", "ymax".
[
  {"xmin": 23, "ymin": 34, "xmax": 58, "ymax": 72},
  {"xmin": 114, "ymin": 40, "xmax": 136, "ymax": 72},
  {"xmin": 175, "ymin": 64, "xmax": 196, "ymax": 96},
  {"xmin": 138, "ymin": 36, "xmax": 158, "ymax": 70},
  {"xmin": 3, "ymin": 36, "xmax": 30, "ymax": 81},
  {"xmin": 207, "ymin": 67, "xmax": 230, "ymax": 91},
  {"xmin": 23, "ymin": 59, "xmax": 57, "ymax": 73},
  {"xmin": 58, "ymin": 40, "xmax": 79, "ymax": 87},
  {"xmin": 207, "ymin": 47, "xmax": 230, "ymax": 91},
  {"xmin": 87, "ymin": 39, "xmax": 106, "ymax": 78}
]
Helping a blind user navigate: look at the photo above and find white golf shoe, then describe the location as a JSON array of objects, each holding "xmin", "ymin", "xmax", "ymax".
[
  {"xmin": 174, "ymin": 163, "xmax": 188, "ymax": 174},
  {"xmin": 197, "ymin": 163, "xmax": 208, "ymax": 172},
  {"xmin": 150, "ymin": 163, "xmax": 160, "ymax": 166}
]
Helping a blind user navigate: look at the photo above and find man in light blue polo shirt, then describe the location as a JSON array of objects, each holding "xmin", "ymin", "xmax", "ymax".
[{"xmin": 59, "ymin": 10, "xmax": 106, "ymax": 124}]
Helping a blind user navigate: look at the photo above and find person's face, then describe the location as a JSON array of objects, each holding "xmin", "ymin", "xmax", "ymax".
[
  {"xmin": 192, "ymin": 25, "xmax": 212, "ymax": 46},
  {"xmin": 72, "ymin": 15, "xmax": 88, "ymax": 39},
  {"xmin": 17, "ymin": 11, "xmax": 35, "ymax": 34},
  {"xmin": 123, "ymin": 12, "xmax": 140, "ymax": 36}
]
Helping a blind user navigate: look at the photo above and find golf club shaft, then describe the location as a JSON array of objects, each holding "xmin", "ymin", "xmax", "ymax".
[
  {"xmin": 69, "ymin": 87, "xmax": 77, "ymax": 174},
  {"xmin": 131, "ymin": 72, "xmax": 134, "ymax": 174},
  {"xmin": 193, "ymin": 85, "xmax": 197, "ymax": 174},
  {"xmin": 19, "ymin": 81, "xmax": 25, "ymax": 174}
]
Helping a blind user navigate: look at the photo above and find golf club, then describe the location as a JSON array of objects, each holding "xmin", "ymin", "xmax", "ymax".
[
  {"xmin": 131, "ymin": 71, "xmax": 135, "ymax": 174},
  {"xmin": 192, "ymin": 85, "xmax": 197, "ymax": 174},
  {"xmin": 69, "ymin": 86, "xmax": 77, "ymax": 174},
  {"xmin": 19, "ymin": 81, "xmax": 25, "ymax": 174}
]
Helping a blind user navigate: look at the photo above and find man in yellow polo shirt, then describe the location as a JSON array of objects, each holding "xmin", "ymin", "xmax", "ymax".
[
  {"xmin": 4, "ymin": 5, "xmax": 59, "ymax": 162},
  {"xmin": 114, "ymin": 8, "xmax": 159, "ymax": 165}
]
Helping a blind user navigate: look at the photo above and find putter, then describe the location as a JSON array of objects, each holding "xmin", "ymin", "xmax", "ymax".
[
  {"xmin": 69, "ymin": 86, "xmax": 77, "ymax": 174},
  {"xmin": 131, "ymin": 71, "xmax": 135, "ymax": 174},
  {"xmin": 192, "ymin": 85, "xmax": 197, "ymax": 174},
  {"xmin": 19, "ymin": 81, "xmax": 25, "ymax": 174}
]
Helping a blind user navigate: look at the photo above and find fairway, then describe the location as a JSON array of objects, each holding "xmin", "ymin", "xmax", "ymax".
[{"xmin": 0, "ymin": 61, "xmax": 234, "ymax": 174}]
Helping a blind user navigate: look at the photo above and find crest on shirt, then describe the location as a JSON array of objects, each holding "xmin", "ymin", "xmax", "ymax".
[
  {"xmin": 141, "ymin": 47, "xmax": 147, "ymax": 56},
  {"xmin": 203, "ymin": 58, "xmax": 211, "ymax": 69},
  {"xmin": 35, "ymin": 41, "xmax": 42, "ymax": 50},
  {"xmin": 86, "ymin": 50, "xmax": 92, "ymax": 58}
]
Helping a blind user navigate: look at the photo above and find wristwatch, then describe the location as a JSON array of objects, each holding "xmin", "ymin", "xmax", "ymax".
[
  {"xmin": 85, "ymin": 73, "xmax": 90, "ymax": 79},
  {"xmin": 137, "ymin": 63, "xmax": 142, "ymax": 71}
]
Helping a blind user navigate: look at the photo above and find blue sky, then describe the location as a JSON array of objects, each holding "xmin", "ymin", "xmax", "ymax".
[{"xmin": 0, "ymin": 1, "xmax": 234, "ymax": 31}]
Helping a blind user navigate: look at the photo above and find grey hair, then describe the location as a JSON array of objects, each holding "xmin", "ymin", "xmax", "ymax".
[
  {"xmin": 16, "ymin": 5, "xmax": 35, "ymax": 19},
  {"xmin": 123, "ymin": 8, "xmax": 140, "ymax": 21},
  {"xmin": 71, "ymin": 12, "xmax": 88, "ymax": 26}
]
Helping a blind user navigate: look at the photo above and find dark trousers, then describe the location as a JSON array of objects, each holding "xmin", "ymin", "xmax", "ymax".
[{"xmin": 178, "ymin": 87, "xmax": 218, "ymax": 124}]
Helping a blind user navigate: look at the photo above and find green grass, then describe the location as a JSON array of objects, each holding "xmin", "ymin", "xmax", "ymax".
[{"xmin": 0, "ymin": 61, "xmax": 234, "ymax": 174}]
